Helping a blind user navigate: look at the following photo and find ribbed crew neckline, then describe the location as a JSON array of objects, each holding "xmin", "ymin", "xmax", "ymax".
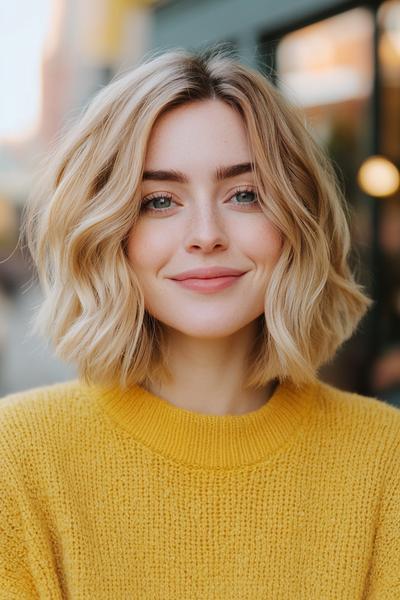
[{"xmin": 86, "ymin": 379, "xmax": 320, "ymax": 469}]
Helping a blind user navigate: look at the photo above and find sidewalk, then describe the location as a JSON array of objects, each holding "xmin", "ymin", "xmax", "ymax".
[{"xmin": 0, "ymin": 284, "xmax": 76, "ymax": 396}]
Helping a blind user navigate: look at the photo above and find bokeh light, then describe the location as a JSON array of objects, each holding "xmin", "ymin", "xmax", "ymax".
[{"xmin": 357, "ymin": 155, "xmax": 400, "ymax": 197}]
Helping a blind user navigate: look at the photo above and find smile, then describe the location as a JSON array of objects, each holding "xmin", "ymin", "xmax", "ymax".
[{"xmin": 171, "ymin": 274, "xmax": 245, "ymax": 294}]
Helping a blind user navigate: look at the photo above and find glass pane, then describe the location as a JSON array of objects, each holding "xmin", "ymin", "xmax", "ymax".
[
  {"xmin": 379, "ymin": 0, "xmax": 400, "ymax": 163},
  {"xmin": 373, "ymin": 0, "xmax": 400, "ymax": 405}
]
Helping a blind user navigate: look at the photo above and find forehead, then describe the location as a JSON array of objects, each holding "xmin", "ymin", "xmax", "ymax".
[{"xmin": 144, "ymin": 99, "xmax": 251, "ymax": 170}]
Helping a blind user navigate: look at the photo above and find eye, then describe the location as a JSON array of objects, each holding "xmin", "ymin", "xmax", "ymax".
[
  {"xmin": 140, "ymin": 186, "xmax": 259, "ymax": 214},
  {"xmin": 230, "ymin": 188, "xmax": 259, "ymax": 207},
  {"xmin": 140, "ymin": 193, "xmax": 176, "ymax": 212}
]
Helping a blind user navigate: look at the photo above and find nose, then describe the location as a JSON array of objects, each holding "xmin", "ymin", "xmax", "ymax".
[{"xmin": 184, "ymin": 202, "xmax": 229, "ymax": 253}]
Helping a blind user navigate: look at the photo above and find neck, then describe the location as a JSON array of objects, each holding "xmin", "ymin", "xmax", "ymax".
[{"xmin": 145, "ymin": 321, "xmax": 276, "ymax": 416}]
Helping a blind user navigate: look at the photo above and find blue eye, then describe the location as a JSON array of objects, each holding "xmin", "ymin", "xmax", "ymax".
[
  {"xmin": 141, "ymin": 194, "xmax": 174, "ymax": 212},
  {"xmin": 140, "ymin": 187, "xmax": 258, "ymax": 214},
  {"xmin": 233, "ymin": 190, "xmax": 257, "ymax": 204}
]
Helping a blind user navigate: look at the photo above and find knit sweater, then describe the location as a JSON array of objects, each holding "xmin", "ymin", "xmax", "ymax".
[{"xmin": 1, "ymin": 378, "xmax": 400, "ymax": 599}]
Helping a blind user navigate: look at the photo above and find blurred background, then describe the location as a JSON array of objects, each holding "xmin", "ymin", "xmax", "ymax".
[{"xmin": 0, "ymin": 0, "xmax": 399, "ymax": 403}]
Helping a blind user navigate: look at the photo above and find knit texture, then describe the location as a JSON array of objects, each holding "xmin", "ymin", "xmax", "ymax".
[{"xmin": 1, "ymin": 378, "xmax": 400, "ymax": 599}]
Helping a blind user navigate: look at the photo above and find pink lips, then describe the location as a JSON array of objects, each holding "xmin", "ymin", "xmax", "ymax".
[
  {"xmin": 171, "ymin": 267, "xmax": 246, "ymax": 280},
  {"xmin": 174, "ymin": 276, "xmax": 244, "ymax": 293},
  {"xmin": 169, "ymin": 267, "xmax": 246, "ymax": 294}
]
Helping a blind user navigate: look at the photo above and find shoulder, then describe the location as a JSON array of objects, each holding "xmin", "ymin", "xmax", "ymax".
[
  {"xmin": 313, "ymin": 380, "xmax": 400, "ymax": 461},
  {"xmin": 0, "ymin": 380, "xmax": 86, "ymax": 428},
  {"xmin": 0, "ymin": 380, "xmax": 95, "ymax": 466},
  {"xmin": 315, "ymin": 379, "xmax": 400, "ymax": 422}
]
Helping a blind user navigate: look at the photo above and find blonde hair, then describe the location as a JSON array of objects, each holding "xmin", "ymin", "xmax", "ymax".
[{"xmin": 23, "ymin": 46, "xmax": 372, "ymax": 390}]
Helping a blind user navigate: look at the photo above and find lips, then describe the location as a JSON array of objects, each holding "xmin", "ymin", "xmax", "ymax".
[
  {"xmin": 171, "ymin": 273, "xmax": 245, "ymax": 293},
  {"xmin": 170, "ymin": 267, "xmax": 246, "ymax": 281}
]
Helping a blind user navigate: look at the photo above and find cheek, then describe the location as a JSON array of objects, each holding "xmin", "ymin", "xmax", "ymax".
[
  {"xmin": 127, "ymin": 221, "xmax": 172, "ymax": 272},
  {"xmin": 241, "ymin": 219, "xmax": 282, "ymax": 265}
]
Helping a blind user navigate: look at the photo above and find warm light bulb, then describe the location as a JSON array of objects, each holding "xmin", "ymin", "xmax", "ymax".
[{"xmin": 357, "ymin": 155, "xmax": 400, "ymax": 197}]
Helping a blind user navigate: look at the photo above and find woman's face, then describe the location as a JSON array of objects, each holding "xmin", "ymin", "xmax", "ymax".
[{"xmin": 127, "ymin": 99, "xmax": 282, "ymax": 339}]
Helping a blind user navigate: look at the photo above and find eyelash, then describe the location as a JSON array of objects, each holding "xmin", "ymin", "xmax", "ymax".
[{"xmin": 140, "ymin": 187, "xmax": 259, "ymax": 214}]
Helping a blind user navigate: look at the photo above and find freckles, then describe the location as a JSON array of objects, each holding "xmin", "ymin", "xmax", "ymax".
[
  {"xmin": 243, "ymin": 220, "xmax": 282, "ymax": 261},
  {"xmin": 127, "ymin": 220, "xmax": 175, "ymax": 268},
  {"xmin": 127, "ymin": 223, "xmax": 150, "ymax": 266}
]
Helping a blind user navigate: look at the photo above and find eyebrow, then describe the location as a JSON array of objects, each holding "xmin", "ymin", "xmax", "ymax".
[{"xmin": 142, "ymin": 162, "xmax": 254, "ymax": 184}]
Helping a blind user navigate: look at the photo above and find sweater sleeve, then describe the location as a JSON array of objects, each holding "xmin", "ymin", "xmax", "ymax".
[
  {"xmin": 0, "ymin": 457, "xmax": 38, "ymax": 599},
  {"xmin": 365, "ymin": 436, "xmax": 400, "ymax": 599}
]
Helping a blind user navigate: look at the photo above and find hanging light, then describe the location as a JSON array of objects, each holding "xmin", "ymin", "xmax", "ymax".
[{"xmin": 357, "ymin": 155, "xmax": 400, "ymax": 197}]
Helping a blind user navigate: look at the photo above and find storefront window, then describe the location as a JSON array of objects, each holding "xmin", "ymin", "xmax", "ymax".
[
  {"xmin": 374, "ymin": 0, "xmax": 400, "ymax": 404},
  {"xmin": 273, "ymin": 8, "xmax": 376, "ymax": 392}
]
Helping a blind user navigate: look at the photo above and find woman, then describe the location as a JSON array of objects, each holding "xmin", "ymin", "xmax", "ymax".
[{"xmin": 1, "ymin": 47, "xmax": 399, "ymax": 598}]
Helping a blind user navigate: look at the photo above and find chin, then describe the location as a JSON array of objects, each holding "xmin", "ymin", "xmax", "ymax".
[{"xmin": 160, "ymin": 318, "xmax": 255, "ymax": 339}]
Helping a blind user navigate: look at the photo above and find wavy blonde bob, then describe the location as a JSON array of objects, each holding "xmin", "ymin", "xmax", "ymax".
[{"xmin": 24, "ymin": 46, "xmax": 372, "ymax": 391}]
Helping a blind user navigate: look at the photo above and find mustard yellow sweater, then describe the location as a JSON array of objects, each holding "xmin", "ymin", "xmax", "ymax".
[{"xmin": 1, "ymin": 378, "xmax": 400, "ymax": 599}]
